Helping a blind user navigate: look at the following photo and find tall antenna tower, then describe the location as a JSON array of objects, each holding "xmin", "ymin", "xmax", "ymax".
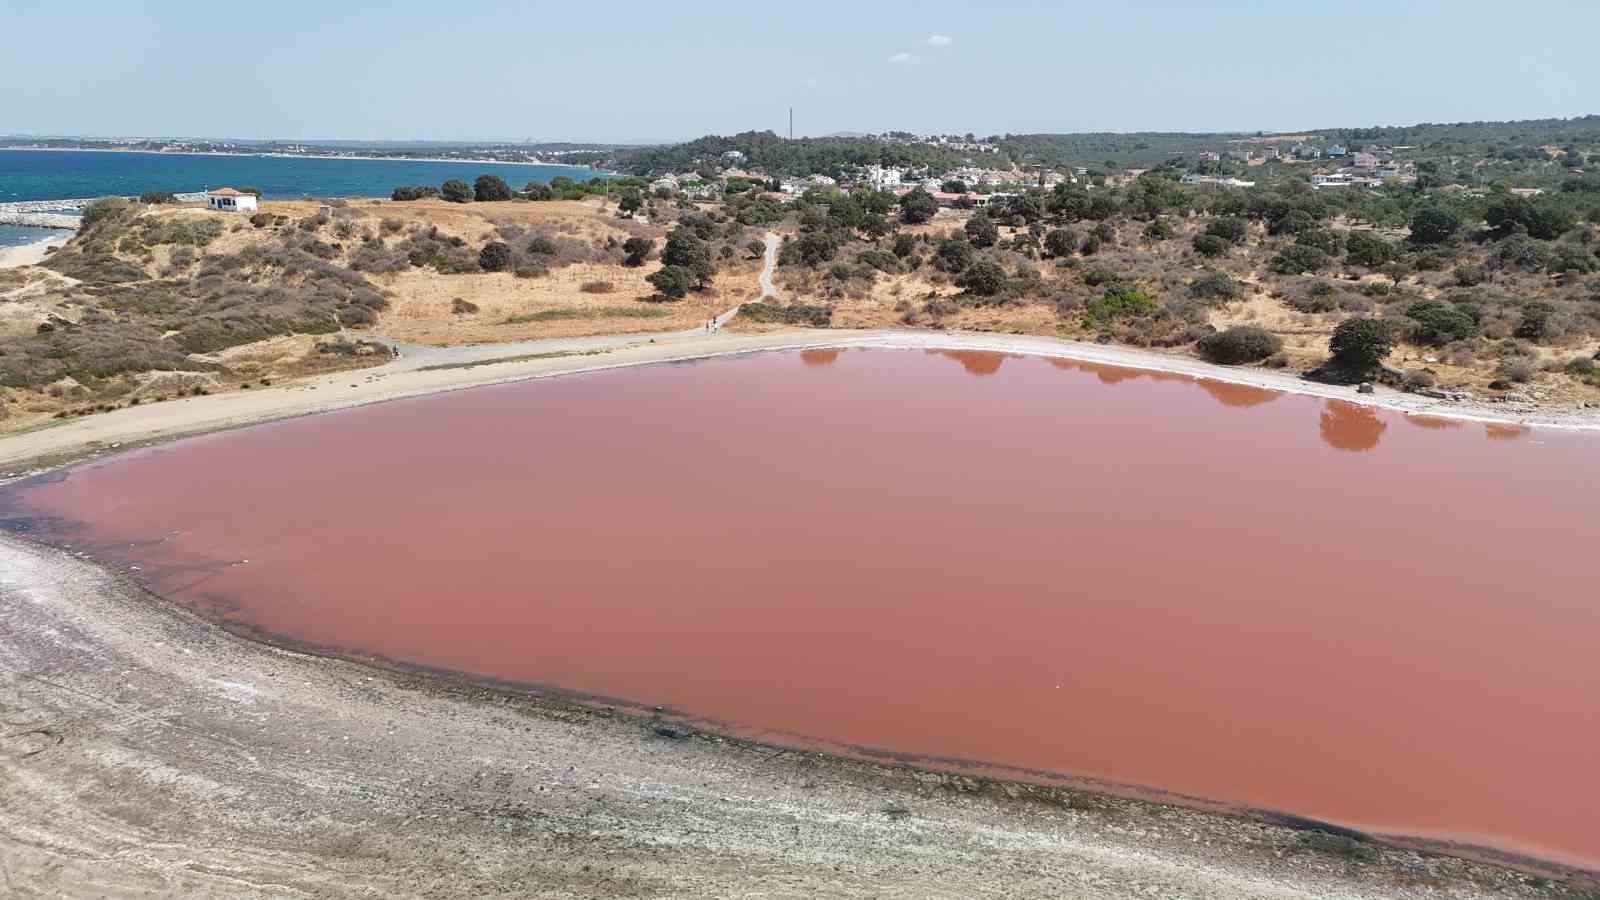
[{"xmin": 789, "ymin": 107, "xmax": 793, "ymax": 140}]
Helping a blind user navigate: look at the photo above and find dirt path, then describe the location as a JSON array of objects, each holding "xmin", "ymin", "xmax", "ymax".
[{"xmin": 0, "ymin": 535, "xmax": 1574, "ymax": 898}]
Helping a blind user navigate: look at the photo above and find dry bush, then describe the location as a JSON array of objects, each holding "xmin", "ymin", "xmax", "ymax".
[{"xmin": 580, "ymin": 280, "xmax": 615, "ymax": 294}]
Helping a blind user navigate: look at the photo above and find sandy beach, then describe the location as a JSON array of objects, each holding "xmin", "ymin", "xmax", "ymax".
[{"xmin": 0, "ymin": 230, "xmax": 72, "ymax": 268}]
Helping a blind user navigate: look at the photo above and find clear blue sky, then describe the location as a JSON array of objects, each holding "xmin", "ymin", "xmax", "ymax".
[{"xmin": 6, "ymin": 0, "xmax": 1596, "ymax": 144}]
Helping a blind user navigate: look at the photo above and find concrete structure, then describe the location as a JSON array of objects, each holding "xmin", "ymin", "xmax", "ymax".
[{"xmin": 206, "ymin": 188, "xmax": 257, "ymax": 212}]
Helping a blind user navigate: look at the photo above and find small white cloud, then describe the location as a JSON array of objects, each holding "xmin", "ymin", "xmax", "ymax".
[
  {"xmin": 888, "ymin": 52, "xmax": 915, "ymax": 65},
  {"xmin": 925, "ymin": 34, "xmax": 952, "ymax": 47}
]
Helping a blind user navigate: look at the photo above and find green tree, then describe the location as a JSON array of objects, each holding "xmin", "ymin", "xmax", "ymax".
[
  {"xmin": 933, "ymin": 238, "xmax": 973, "ymax": 273},
  {"xmin": 1408, "ymin": 205, "xmax": 1460, "ymax": 245},
  {"xmin": 617, "ymin": 188, "xmax": 644, "ymax": 215},
  {"xmin": 1345, "ymin": 231, "xmax": 1396, "ymax": 267},
  {"xmin": 957, "ymin": 259, "xmax": 1007, "ymax": 295},
  {"xmin": 797, "ymin": 231, "xmax": 838, "ymax": 266},
  {"xmin": 522, "ymin": 181, "xmax": 555, "ymax": 200},
  {"xmin": 965, "ymin": 213, "xmax": 999, "ymax": 247},
  {"xmin": 899, "ymin": 188, "xmax": 938, "ymax": 224},
  {"xmin": 441, "ymin": 179, "xmax": 472, "ymax": 203},
  {"xmin": 1143, "ymin": 218, "xmax": 1174, "ymax": 240},
  {"xmin": 662, "ymin": 229, "xmax": 714, "ymax": 286},
  {"xmin": 941, "ymin": 179, "xmax": 969, "ymax": 194},
  {"xmin": 646, "ymin": 265, "xmax": 697, "ymax": 298},
  {"xmin": 1043, "ymin": 228, "xmax": 1077, "ymax": 258},
  {"xmin": 1329, "ymin": 318, "xmax": 1394, "ymax": 368},
  {"xmin": 473, "ymin": 174, "xmax": 513, "ymax": 202},
  {"xmin": 622, "ymin": 237, "xmax": 654, "ymax": 267},
  {"xmin": 892, "ymin": 233, "xmax": 919, "ymax": 258},
  {"xmin": 1205, "ymin": 217, "xmax": 1249, "ymax": 244}
]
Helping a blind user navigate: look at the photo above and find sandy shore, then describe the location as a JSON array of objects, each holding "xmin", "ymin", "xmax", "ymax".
[
  {"xmin": 1, "ymin": 326, "xmax": 1595, "ymax": 476},
  {"xmin": 0, "ymin": 231, "xmax": 72, "ymax": 269},
  {"xmin": 1, "ymin": 532, "xmax": 1584, "ymax": 898}
]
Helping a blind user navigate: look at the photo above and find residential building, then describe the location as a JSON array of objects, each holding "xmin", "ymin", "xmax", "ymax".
[
  {"xmin": 206, "ymin": 188, "xmax": 257, "ymax": 212},
  {"xmin": 860, "ymin": 164, "xmax": 904, "ymax": 189},
  {"xmin": 1326, "ymin": 144, "xmax": 1348, "ymax": 158},
  {"xmin": 1351, "ymin": 152, "xmax": 1380, "ymax": 170}
]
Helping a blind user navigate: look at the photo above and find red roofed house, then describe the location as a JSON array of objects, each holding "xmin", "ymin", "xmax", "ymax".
[{"xmin": 206, "ymin": 188, "xmax": 258, "ymax": 212}]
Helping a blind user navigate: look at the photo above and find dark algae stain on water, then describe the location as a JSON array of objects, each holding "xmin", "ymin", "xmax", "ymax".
[{"xmin": 5, "ymin": 348, "xmax": 1599, "ymax": 869}]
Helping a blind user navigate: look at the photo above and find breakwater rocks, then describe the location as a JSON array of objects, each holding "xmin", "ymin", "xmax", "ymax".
[
  {"xmin": 0, "ymin": 192, "xmax": 209, "ymax": 229},
  {"xmin": 0, "ymin": 212, "xmax": 78, "ymax": 229}
]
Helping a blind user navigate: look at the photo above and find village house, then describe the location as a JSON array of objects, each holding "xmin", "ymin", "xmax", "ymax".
[
  {"xmin": 1326, "ymin": 144, "xmax": 1348, "ymax": 158},
  {"xmin": 206, "ymin": 188, "xmax": 257, "ymax": 212},
  {"xmin": 1351, "ymin": 152, "xmax": 1381, "ymax": 170},
  {"xmin": 859, "ymin": 164, "xmax": 904, "ymax": 189},
  {"xmin": 1508, "ymin": 187, "xmax": 1545, "ymax": 198}
]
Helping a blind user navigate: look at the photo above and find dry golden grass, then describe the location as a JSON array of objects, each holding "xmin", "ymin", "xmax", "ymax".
[{"xmin": 376, "ymin": 264, "xmax": 761, "ymax": 344}]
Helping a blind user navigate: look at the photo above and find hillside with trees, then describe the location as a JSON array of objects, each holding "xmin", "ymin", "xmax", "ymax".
[{"xmin": 606, "ymin": 131, "xmax": 996, "ymax": 178}]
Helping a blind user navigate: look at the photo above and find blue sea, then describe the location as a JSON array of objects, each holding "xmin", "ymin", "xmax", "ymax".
[
  {"xmin": 0, "ymin": 148, "xmax": 612, "ymax": 249},
  {"xmin": 0, "ymin": 149, "xmax": 609, "ymax": 203}
]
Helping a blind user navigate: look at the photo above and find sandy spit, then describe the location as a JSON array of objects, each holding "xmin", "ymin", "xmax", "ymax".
[
  {"xmin": 0, "ymin": 532, "xmax": 1580, "ymax": 898},
  {"xmin": 0, "ymin": 231, "xmax": 72, "ymax": 269},
  {"xmin": 1, "ymin": 325, "xmax": 1596, "ymax": 476}
]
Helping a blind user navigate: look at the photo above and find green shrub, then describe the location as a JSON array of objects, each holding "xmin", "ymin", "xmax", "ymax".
[
  {"xmin": 1188, "ymin": 270, "xmax": 1241, "ymax": 301},
  {"xmin": 440, "ymin": 179, "xmax": 472, "ymax": 203},
  {"xmin": 1269, "ymin": 245, "xmax": 1330, "ymax": 275},
  {"xmin": 1191, "ymin": 233, "xmax": 1229, "ymax": 258},
  {"xmin": 1206, "ymin": 217, "xmax": 1249, "ymax": 244},
  {"xmin": 391, "ymin": 185, "xmax": 440, "ymax": 201},
  {"xmin": 738, "ymin": 302, "xmax": 832, "ymax": 326},
  {"xmin": 1404, "ymin": 300, "xmax": 1478, "ymax": 345},
  {"xmin": 1086, "ymin": 286, "xmax": 1158, "ymax": 323},
  {"xmin": 81, "ymin": 197, "xmax": 132, "ymax": 228},
  {"xmin": 1295, "ymin": 229, "xmax": 1344, "ymax": 256},
  {"xmin": 1197, "ymin": 326, "xmax": 1282, "ymax": 364},
  {"xmin": 478, "ymin": 241, "xmax": 512, "ymax": 272}
]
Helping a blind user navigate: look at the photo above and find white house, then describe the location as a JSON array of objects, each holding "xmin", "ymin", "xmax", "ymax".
[{"xmin": 206, "ymin": 188, "xmax": 257, "ymax": 212}]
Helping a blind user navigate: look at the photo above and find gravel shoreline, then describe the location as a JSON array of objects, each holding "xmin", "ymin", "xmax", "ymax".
[{"xmin": 2, "ymin": 532, "xmax": 1590, "ymax": 898}]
